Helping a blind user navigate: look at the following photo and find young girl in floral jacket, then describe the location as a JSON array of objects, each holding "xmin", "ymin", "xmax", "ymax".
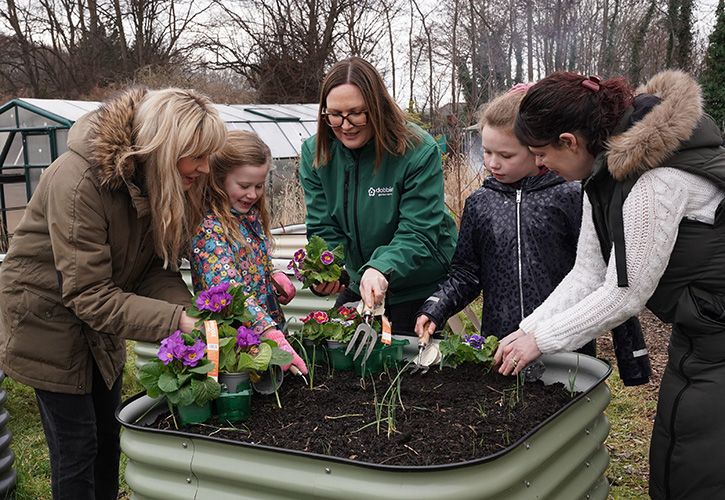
[{"xmin": 191, "ymin": 130, "xmax": 307, "ymax": 374}]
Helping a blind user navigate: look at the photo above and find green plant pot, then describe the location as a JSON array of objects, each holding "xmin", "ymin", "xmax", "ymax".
[
  {"xmin": 353, "ymin": 342, "xmax": 385, "ymax": 376},
  {"xmin": 219, "ymin": 372, "xmax": 251, "ymax": 393},
  {"xmin": 382, "ymin": 338, "xmax": 410, "ymax": 367},
  {"xmin": 215, "ymin": 388, "xmax": 252, "ymax": 423},
  {"xmin": 251, "ymin": 365, "xmax": 285, "ymax": 394},
  {"xmin": 176, "ymin": 401, "xmax": 212, "ymax": 426},
  {"xmin": 325, "ymin": 341, "xmax": 354, "ymax": 371}
]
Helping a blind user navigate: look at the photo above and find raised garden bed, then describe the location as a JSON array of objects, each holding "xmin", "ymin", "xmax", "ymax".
[{"xmin": 118, "ymin": 351, "xmax": 612, "ymax": 499}]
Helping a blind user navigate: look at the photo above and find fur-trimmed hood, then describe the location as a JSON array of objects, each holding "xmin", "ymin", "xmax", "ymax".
[
  {"xmin": 67, "ymin": 87, "xmax": 148, "ymax": 190},
  {"xmin": 607, "ymin": 70, "xmax": 721, "ymax": 180},
  {"xmin": 607, "ymin": 70, "xmax": 712, "ymax": 180}
]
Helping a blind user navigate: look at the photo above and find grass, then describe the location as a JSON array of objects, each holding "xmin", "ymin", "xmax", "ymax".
[{"xmin": 604, "ymin": 370, "xmax": 657, "ymax": 499}]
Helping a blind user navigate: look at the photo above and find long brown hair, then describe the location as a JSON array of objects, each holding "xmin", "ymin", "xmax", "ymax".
[
  {"xmin": 314, "ymin": 57, "xmax": 419, "ymax": 168},
  {"xmin": 125, "ymin": 88, "xmax": 226, "ymax": 269},
  {"xmin": 207, "ymin": 130, "xmax": 273, "ymax": 248}
]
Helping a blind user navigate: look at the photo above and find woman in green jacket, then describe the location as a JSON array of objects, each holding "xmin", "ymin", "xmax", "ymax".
[{"xmin": 299, "ymin": 57, "xmax": 457, "ymax": 333}]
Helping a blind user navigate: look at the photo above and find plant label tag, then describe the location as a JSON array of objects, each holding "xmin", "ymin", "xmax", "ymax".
[
  {"xmin": 204, "ymin": 320, "xmax": 220, "ymax": 381},
  {"xmin": 381, "ymin": 315, "xmax": 392, "ymax": 345}
]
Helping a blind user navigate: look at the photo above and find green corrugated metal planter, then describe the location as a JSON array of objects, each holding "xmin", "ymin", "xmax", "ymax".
[{"xmin": 118, "ymin": 352, "xmax": 612, "ymax": 500}]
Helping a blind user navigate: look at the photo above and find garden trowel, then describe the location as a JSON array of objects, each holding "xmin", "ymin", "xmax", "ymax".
[{"xmin": 411, "ymin": 330, "xmax": 441, "ymax": 374}]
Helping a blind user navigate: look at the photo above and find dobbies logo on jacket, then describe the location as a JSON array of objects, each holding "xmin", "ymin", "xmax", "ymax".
[{"xmin": 367, "ymin": 186, "xmax": 394, "ymax": 197}]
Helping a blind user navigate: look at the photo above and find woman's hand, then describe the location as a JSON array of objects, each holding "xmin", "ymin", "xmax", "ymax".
[
  {"xmin": 178, "ymin": 311, "xmax": 197, "ymax": 333},
  {"xmin": 494, "ymin": 328, "xmax": 542, "ymax": 376},
  {"xmin": 311, "ymin": 280, "xmax": 345, "ymax": 296},
  {"xmin": 415, "ymin": 314, "xmax": 437, "ymax": 339},
  {"xmin": 359, "ymin": 268, "xmax": 388, "ymax": 310}
]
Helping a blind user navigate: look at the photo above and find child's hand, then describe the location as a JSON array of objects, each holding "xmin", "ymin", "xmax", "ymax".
[
  {"xmin": 415, "ymin": 314, "xmax": 437, "ymax": 339},
  {"xmin": 262, "ymin": 329, "xmax": 309, "ymax": 375}
]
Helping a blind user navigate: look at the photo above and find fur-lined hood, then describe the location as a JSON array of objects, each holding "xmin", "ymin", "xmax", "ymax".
[
  {"xmin": 607, "ymin": 70, "xmax": 713, "ymax": 180},
  {"xmin": 67, "ymin": 87, "xmax": 148, "ymax": 190}
]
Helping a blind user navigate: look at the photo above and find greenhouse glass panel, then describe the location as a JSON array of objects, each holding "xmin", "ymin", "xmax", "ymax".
[
  {"xmin": 28, "ymin": 167, "xmax": 43, "ymax": 194},
  {"xmin": 25, "ymin": 99, "xmax": 98, "ymax": 121},
  {"xmin": 27, "ymin": 135, "xmax": 51, "ymax": 165},
  {"xmin": 248, "ymin": 122, "xmax": 296, "ymax": 158},
  {"xmin": 3, "ymin": 134, "xmax": 24, "ymax": 167},
  {"xmin": 277, "ymin": 122, "xmax": 311, "ymax": 155},
  {"xmin": 226, "ymin": 122, "xmax": 254, "ymax": 132},
  {"xmin": 17, "ymin": 107, "xmax": 64, "ymax": 128},
  {"xmin": 216, "ymin": 105, "xmax": 249, "ymax": 122},
  {"xmin": 0, "ymin": 108, "xmax": 16, "ymax": 129},
  {"xmin": 56, "ymin": 129, "xmax": 69, "ymax": 155},
  {"xmin": 300, "ymin": 122, "xmax": 317, "ymax": 136}
]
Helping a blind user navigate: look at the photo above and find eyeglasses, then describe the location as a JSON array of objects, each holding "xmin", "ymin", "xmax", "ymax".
[{"xmin": 322, "ymin": 110, "xmax": 368, "ymax": 128}]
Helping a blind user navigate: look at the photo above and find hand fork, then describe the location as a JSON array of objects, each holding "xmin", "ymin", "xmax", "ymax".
[{"xmin": 344, "ymin": 311, "xmax": 377, "ymax": 364}]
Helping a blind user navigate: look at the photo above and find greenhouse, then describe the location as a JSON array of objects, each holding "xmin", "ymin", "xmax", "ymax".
[{"xmin": 0, "ymin": 98, "xmax": 318, "ymax": 247}]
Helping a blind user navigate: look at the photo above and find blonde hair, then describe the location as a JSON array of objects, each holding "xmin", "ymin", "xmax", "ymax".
[
  {"xmin": 478, "ymin": 90, "xmax": 528, "ymax": 133},
  {"xmin": 126, "ymin": 88, "xmax": 226, "ymax": 269},
  {"xmin": 315, "ymin": 57, "xmax": 420, "ymax": 168},
  {"xmin": 207, "ymin": 130, "xmax": 273, "ymax": 248}
]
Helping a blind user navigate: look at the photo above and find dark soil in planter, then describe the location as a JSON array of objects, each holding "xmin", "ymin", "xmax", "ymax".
[{"xmin": 142, "ymin": 363, "xmax": 577, "ymax": 466}]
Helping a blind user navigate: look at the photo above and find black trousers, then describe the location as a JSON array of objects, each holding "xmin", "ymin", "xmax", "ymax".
[
  {"xmin": 35, "ymin": 363, "xmax": 122, "ymax": 500},
  {"xmin": 335, "ymin": 288, "xmax": 425, "ymax": 336}
]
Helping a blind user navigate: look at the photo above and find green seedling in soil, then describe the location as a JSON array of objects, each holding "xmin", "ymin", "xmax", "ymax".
[
  {"xmin": 568, "ymin": 355, "xmax": 581, "ymax": 398},
  {"xmin": 475, "ymin": 401, "xmax": 487, "ymax": 418}
]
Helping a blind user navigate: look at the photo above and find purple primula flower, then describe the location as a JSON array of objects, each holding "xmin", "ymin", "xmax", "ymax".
[
  {"xmin": 236, "ymin": 326, "xmax": 261, "ymax": 351},
  {"xmin": 293, "ymin": 248, "xmax": 306, "ymax": 263},
  {"xmin": 196, "ymin": 283, "xmax": 233, "ymax": 313},
  {"xmin": 463, "ymin": 334, "xmax": 485, "ymax": 350},
  {"xmin": 293, "ymin": 268, "xmax": 303, "ymax": 281},
  {"xmin": 157, "ymin": 330, "xmax": 186, "ymax": 364},
  {"xmin": 287, "ymin": 260, "xmax": 295, "ymax": 270},
  {"xmin": 208, "ymin": 282, "xmax": 230, "ymax": 295},
  {"xmin": 182, "ymin": 339, "xmax": 207, "ymax": 367},
  {"xmin": 320, "ymin": 250, "xmax": 334, "ymax": 265}
]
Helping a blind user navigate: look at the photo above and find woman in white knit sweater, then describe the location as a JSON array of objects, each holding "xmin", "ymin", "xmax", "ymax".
[{"xmin": 494, "ymin": 70, "xmax": 725, "ymax": 499}]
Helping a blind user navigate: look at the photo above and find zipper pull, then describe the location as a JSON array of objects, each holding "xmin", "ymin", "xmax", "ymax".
[{"xmin": 516, "ymin": 190, "xmax": 522, "ymax": 204}]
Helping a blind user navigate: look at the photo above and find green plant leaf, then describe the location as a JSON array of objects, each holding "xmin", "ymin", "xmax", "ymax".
[
  {"xmin": 138, "ymin": 361, "xmax": 163, "ymax": 394},
  {"xmin": 191, "ymin": 377, "xmax": 221, "ymax": 406},
  {"xmin": 175, "ymin": 385, "xmax": 195, "ymax": 407},
  {"xmin": 158, "ymin": 372, "xmax": 180, "ymax": 392}
]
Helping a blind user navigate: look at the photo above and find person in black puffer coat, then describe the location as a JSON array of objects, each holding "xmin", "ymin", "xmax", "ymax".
[{"xmin": 416, "ymin": 85, "xmax": 583, "ymax": 341}]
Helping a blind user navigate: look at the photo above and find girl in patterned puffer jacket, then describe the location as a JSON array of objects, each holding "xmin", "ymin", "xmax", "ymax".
[
  {"xmin": 191, "ymin": 130, "xmax": 307, "ymax": 375},
  {"xmin": 415, "ymin": 85, "xmax": 585, "ymax": 342}
]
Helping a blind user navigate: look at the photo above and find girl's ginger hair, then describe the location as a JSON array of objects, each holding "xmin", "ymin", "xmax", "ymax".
[
  {"xmin": 126, "ymin": 88, "xmax": 226, "ymax": 269},
  {"xmin": 207, "ymin": 130, "xmax": 273, "ymax": 248},
  {"xmin": 314, "ymin": 57, "xmax": 420, "ymax": 168}
]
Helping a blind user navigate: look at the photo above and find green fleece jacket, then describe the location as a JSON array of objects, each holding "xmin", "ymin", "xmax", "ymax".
[{"xmin": 299, "ymin": 125, "xmax": 457, "ymax": 305}]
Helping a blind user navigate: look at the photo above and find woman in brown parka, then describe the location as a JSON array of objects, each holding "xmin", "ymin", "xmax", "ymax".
[{"xmin": 0, "ymin": 87, "xmax": 226, "ymax": 499}]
